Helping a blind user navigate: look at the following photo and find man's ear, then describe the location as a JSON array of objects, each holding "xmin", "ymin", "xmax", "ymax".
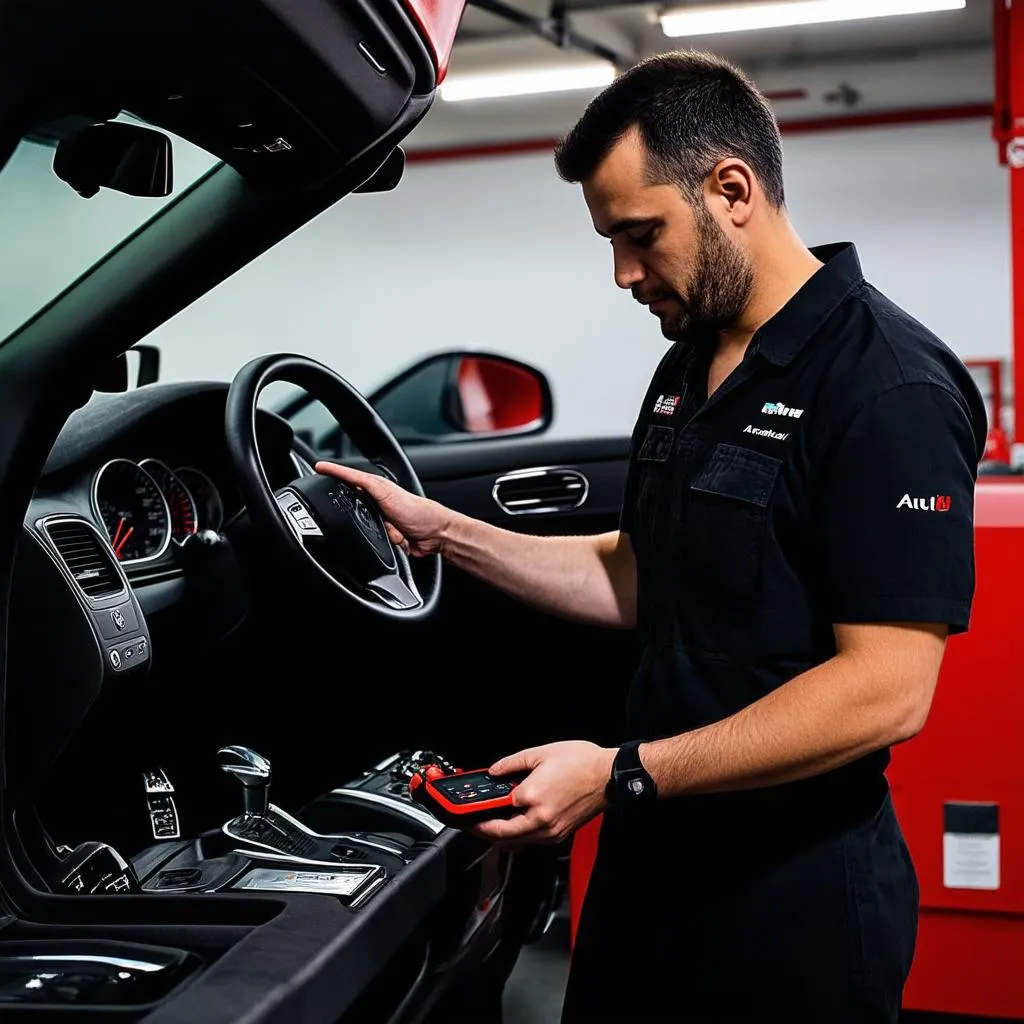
[{"xmin": 708, "ymin": 158, "xmax": 755, "ymax": 227}]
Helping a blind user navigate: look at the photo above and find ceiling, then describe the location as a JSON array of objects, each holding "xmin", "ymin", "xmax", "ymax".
[{"xmin": 407, "ymin": 0, "xmax": 995, "ymax": 150}]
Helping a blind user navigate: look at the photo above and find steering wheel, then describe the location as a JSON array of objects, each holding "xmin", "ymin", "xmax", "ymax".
[{"xmin": 225, "ymin": 353, "xmax": 441, "ymax": 621}]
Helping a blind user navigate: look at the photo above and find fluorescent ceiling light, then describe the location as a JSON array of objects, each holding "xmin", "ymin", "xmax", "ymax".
[
  {"xmin": 439, "ymin": 63, "xmax": 616, "ymax": 102},
  {"xmin": 660, "ymin": 0, "xmax": 965, "ymax": 38}
]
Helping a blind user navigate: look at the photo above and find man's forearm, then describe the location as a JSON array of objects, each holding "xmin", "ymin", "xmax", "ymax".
[
  {"xmin": 639, "ymin": 646, "xmax": 936, "ymax": 799},
  {"xmin": 439, "ymin": 516, "xmax": 636, "ymax": 629}
]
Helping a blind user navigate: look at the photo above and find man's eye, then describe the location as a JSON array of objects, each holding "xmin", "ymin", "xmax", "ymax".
[{"xmin": 629, "ymin": 229, "xmax": 656, "ymax": 248}]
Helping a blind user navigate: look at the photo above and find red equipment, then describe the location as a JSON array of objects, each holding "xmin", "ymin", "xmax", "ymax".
[
  {"xmin": 409, "ymin": 765, "xmax": 527, "ymax": 826},
  {"xmin": 890, "ymin": 480, "xmax": 1024, "ymax": 1018},
  {"xmin": 993, "ymin": 0, "xmax": 1024, "ymax": 452}
]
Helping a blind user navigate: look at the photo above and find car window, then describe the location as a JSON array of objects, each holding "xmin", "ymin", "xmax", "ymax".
[
  {"xmin": 263, "ymin": 377, "xmax": 455, "ymax": 458},
  {"xmin": 259, "ymin": 382, "xmax": 340, "ymax": 454},
  {"xmin": 0, "ymin": 115, "xmax": 219, "ymax": 344}
]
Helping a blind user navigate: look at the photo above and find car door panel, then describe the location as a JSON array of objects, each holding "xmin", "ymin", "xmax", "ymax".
[{"xmin": 370, "ymin": 435, "xmax": 640, "ymax": 769}]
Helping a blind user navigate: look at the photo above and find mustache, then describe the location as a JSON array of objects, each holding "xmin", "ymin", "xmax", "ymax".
[{"xmin": 633, "ymin": 288, "xmax": 678, "ymax": 305}]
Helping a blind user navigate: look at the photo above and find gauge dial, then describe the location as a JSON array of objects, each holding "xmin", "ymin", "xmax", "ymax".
[
  {"xmin": 93, "ymin": 459, "xmax": 171, "ymax": 563},
  {"xmin": 139, "ymin": 458, "xmax": 198, "ymax": 544},
  {"xmin": 174, "ymin": 466, "xmax": 225, "ymax": 533}
]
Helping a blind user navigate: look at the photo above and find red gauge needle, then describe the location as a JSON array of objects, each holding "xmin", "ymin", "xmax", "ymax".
[
  {"xmin": 111, "ymin": 517, "xmax": 126, "ymax": 549},
  {"xmin": 113, "ymin": 525, "xmax": 134, "ymax": 559}
]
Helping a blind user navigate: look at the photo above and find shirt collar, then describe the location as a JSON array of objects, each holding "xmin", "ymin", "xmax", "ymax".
[{"xmin": 752, "ymin": 242, "xmax": 864, "ymax": 367}]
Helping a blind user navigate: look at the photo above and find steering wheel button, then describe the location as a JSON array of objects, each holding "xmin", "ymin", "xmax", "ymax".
[
  {"xmin": 109, "ymin": 649, "xmax": 122, "ymax": 670},
  {"xmin": 288, "ymin": 502, "xmax": 304, "ymax": 514},
  {"xmin": 297, "ymin": 517, "xmax": 317, "ymax": 530}
]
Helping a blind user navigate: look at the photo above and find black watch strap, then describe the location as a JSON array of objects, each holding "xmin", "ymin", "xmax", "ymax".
[{"xmin": 606, "ymin": 740, "xmax": 658, "ymax": 811}]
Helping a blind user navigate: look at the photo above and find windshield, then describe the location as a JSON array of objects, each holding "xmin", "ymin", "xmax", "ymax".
[{"xmin": 0, "ymin": 115, "xmax": 219, "ymax": 343}]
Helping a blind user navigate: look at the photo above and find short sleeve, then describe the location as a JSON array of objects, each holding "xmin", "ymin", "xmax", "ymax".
[{"xmin": 816, "ymin": 383, "xmax": 980, "ymax": 633}]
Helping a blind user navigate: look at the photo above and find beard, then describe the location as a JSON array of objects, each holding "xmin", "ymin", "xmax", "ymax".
[{"xmin": 642, "ymin": 204, "xmax": 755, "ymax": 345}]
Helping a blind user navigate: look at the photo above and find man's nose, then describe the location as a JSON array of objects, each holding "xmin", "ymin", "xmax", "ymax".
[{"xmin": 612, "ymin": 243, "xmax": 645, "ymax": 291}]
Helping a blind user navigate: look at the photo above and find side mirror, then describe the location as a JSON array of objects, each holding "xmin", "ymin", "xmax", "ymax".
[
  {"xmin": 53, "ymin": 122, "xmax": 173, "ymax": 199},
  {"xmin": 133, "ymin": 344, "xmax": 161, "ymax": 386},
  {"xmin": 368, "ymin": 352, "xmax": 553, "ymax": 445},
  {"xmin": 93, "ymin": 344, "xmax": 162, "ymax": 393},
  {"xmin": 354, "ymin": 147, "xmax": 405, "ymax": 194},
  {"xmin": 93, "ymin": 353, "xmax": 130, "ymax": 394},
  {"xmin": 273, "ymin": 353, "xmax": 553, "ymax": 458}
]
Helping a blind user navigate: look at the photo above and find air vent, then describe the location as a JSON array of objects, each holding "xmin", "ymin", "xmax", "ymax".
[
  {"xmin": 492, "ymin": 468, "xmax": 589, "ymax": 516},
  {"xmin": 43, "ymin": 519, "xmax": 124, "ymax": 600}
]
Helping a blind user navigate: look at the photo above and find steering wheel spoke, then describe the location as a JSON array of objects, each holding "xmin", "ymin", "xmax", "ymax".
[
  {"xmin": 366, "ymin": 568, "xmax": 423, "ymax": 611},
  {"xmin": 226, "ymin": 354, "xmax": 441, "ymax": 621},
  {"xmin": 274, "ymin": 488, "xmax": 324, "ymax": 541}
]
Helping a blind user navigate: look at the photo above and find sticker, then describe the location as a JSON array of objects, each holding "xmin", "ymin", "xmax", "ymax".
[
  {"xmin": 943, "ymin": 802, "xmax": 999, "ymax": 890},
  {"xmin": 232, "ymin": 866, "xmax": 377, "ymax": 897},
  {"xmin": 1008, "ymin": 138, "xmax": 1024, "ymax": 169}
]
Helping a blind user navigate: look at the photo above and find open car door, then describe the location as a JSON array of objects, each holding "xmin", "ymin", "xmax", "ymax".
[{"xmin": 0, "ymin": 2, "xmax": 587, "ymax": 1023}]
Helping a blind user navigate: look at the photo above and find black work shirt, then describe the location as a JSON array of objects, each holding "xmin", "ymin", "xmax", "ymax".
[{"xmin": 620, "ymin": 243, "xmax": 986, "ymax": 791}]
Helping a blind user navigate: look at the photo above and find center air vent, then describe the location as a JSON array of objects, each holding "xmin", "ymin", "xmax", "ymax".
[
  {"xmin": 42, "ymin": 519, "xmax": 124, "ymax": 600},
  {"xmin": 492, "ymin": 468, "xmax": 589, "ymax": 516}
]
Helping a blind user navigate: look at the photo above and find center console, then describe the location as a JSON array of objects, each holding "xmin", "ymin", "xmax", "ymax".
[
  {"xmin": 0, "ymin": 746, "xmax": 516, "ymax": 1022},
  {"xmin": 129, "ymin": 745, "xmax": 442, "ymax": 910}
]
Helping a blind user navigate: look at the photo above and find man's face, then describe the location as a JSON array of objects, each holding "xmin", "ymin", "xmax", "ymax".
[{"xmin": 582, "ymin": 128, "xmax": 754, "ymax": 343}]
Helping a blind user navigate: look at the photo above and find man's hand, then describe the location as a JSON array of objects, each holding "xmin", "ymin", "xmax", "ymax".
[
  {"xmin": 316, "ymin": 461, "xmax": 458, "ymax": 557},
  {"xmin": 472, "ymin": 741, "xmax": 615, "ymax": 848}
]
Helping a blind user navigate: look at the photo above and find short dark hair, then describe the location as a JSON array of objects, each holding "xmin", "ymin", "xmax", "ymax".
[{"xmin": 554, "ymin": 50, "xmax": 785, "ymax": 208}]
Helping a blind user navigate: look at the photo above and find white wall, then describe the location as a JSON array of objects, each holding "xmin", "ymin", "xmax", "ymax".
[
  {"xmin": 144, "ymin": 116, "xmax": 1010, "ymax": 440},
  {"xmin": 783, "ymin": 120, "xmax": 1011, "ymax": 371}
]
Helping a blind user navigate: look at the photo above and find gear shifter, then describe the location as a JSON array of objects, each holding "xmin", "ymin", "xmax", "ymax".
[
  {"xmin": 217, "ymin": 745, "xmax": 405, "ymax": 867},
  {"xmin": 217, "ymin": 745, "xmax": 271, "ymax": 816}
]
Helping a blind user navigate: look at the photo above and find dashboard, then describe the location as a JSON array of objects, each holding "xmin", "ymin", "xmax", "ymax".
[
  {"xmin": 5, "ymin": 379, "xmax": 325, "ymax": 827},
  {"xmin": 93, "ymin": 458, "xmax": 223, "ymax": 565},
  {"xmin": 31, "ymin": 381, "xmax": 311, "ymax": 583}
]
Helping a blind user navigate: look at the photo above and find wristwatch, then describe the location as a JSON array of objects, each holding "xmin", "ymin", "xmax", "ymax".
[{"xmin": 605, "ymin": 740, "xmax": 658, "ymax": 812}]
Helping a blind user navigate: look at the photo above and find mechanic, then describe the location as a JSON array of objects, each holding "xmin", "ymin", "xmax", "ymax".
[{"xmin": 317, "ymin": 50, "xmax": 987, "ymax": 1023}]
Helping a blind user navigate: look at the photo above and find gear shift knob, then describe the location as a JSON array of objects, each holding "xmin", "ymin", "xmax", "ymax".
[{"xmin": 217, "ymin": 745, "xmax": 271, "ymax": 816}]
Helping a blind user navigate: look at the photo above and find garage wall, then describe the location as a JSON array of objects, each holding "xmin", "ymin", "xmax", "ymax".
[{"xmin": 142, "ymin": 116, "xmax": 1010, "ymax": 439}]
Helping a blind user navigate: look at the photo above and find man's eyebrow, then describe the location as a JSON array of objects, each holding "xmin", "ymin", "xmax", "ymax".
[{"xmin": 596, "ymin": 216, "xmax": 658, "ymax": 239}]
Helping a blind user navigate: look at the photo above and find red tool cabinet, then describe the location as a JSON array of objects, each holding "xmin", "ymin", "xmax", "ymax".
[{"xmin": 894, "ymin": 480, "xmax": 1024, "ymax": 1018}]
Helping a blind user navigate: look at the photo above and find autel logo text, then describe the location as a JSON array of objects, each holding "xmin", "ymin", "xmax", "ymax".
[
  {"xmin": 761, "ymin": 402, "xmax": 804, "ymax": 418},
  {"xmin": 896, "ymin": 494, "xmax": 952, "ymax": 512}
]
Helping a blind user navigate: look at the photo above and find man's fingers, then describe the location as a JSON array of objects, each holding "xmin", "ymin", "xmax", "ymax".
[
  {"xmin": 385, "ymin": 523, "xmax": 408, "ymax": 549},
  {"xmin": 472, "ymin": 812, "xmax": 539, "ymax": 844},
  {"xmin": 489, "ymin": 749, "xmax": 539, "ymax": 777},
  {"xmin": 315, "ymin": 461, "xmax": 391, "ymax": 498}
]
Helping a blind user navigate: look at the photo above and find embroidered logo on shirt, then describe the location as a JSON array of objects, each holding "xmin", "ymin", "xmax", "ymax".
[
  {"xmin": 743, "ymin": 425, "xmax": 789, "ymax": 441},
  {"xmin": 896, "ymin": 494, "xmax": 952, "ymax": 512},
  {"xmin": 652, "ymin": 394, "xmax": 681, "ymax": 416},
  {"xmin": 761, "ymin": 402, "xmax": 804, "ymax": 419}
]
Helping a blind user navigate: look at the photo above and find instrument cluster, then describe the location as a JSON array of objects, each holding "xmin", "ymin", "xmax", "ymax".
[{"xmin": 91, "ymin": 458, "xmax": 225, "ymax": 565}]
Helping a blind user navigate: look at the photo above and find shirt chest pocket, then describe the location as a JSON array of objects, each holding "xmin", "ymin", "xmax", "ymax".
[{"xmin": 677, "ymin": 443, "xmax": 782, "ymax": 626}]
